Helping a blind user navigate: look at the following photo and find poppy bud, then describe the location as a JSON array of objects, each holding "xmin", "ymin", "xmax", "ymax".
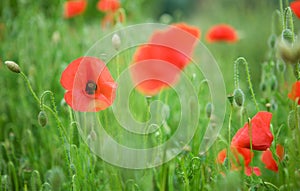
[
  {"xmin": 276, "ymin": 60, "xmax": 286, "ymax": 72},
  {"xmin": 282, "ymin": 29, "xmax": 293, "ymax": 44},
  {"xmin": 288, "ymin": 110, "xmax": 296, "ymax": 130},
  {"xmin": 268, "ymin": 34, "xmax": 276, "ymax": 49},
  {"xmin": 270, "ymin": 75, "xmax": 278, "ymax": 91},
  {"xmin": 112, "ymin": 34, "xmax": 121, "ymax": 51},
  {"xmin": 4, "ymin": 61, "xmax": 21, "ymax": 73},
  {"xmin": 205, "ymin": 102, "xmax": 213, "ymax": 118},
  {"xmin": 285, "ymin": 7, "xmax": 294, "ymax": 32},
  {"xmin": 38, "ymin": 111, "xmax": 48, "ymax": 127},
  {"xmin": 227, "ymin": 94, "xmax": 234, "ymax": 105},
  {"xmin": 278, "ymin": 40, "xmax": 298, "ymax": 64},
  {"xmin": 233, "ymin": 88, "xmax": 245, "ymax": 107},
  {"xmin": 260, "ymin": 81, "xmax": 267, "ymax": 92}
]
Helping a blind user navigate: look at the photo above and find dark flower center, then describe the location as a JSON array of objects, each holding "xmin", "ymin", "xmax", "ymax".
[{"xmin": 85, "ymin": 80, "xmax": 97, "ymax": 95}]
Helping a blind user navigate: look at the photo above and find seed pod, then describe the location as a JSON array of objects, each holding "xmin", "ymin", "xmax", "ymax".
[
  {"xmin": 112, "ymin": 34, "xmax": 121, "ymax": 51},
  {"xmin": 233, "ymin": 88, "xmax": 245, "ymax": 107},
  {"xmin": 38, "ymin": 111, "xmax": 48, "ymax": 127},
  {"xmin": 4, "ymin": 61, "xmax": 21, "ymax": 73},
  {"xmin": 205, "ymin": 102, "xmax": 213, "ymax": 118}
]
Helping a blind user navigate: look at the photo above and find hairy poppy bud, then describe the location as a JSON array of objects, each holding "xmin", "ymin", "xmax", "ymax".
[
  {"xmin": 270, "ymin": 75, "xmax": 278, "ymax": 91},
  {"xmin": 4, "ymin": 61, "xmax": 21, "ymax": 73},
  {"xmin": 276, "ymin": 60, "xmax": 286, "ymax": 72},
  {"xmin": 112, "ymin": 34, "xmax": 121, "ymax": 51},
  {"xmin": 278, "ymin": 40, "xmax": 298, "ymax": 64},
  {"xmin": 282, "ymin": 29, "xmax": 293, "ymax": 44},
  {"xmin": 38, "ymin": 111, "xmax": 48, "ymax": 127},
  {"xmin": 233, "ymin": 88, "xmax": 245, "ymax": 107},
  {"xmin": 288, "ymin": 110, "xmax": 296, "ymax": 130},
  {"xmin": 205, "ymin": 102, "xmax": 213, "ymax": 118},
  {"xmin": 268, "ymin": 34, "xmax": 276, "ymax": 49},
  {"xmin": 227, "ymin": 94, "xmax": 234, "ymax": 105}
]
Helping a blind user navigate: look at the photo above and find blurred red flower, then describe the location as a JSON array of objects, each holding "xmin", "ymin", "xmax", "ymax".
[
  {"xmin": 64, "ymin": 0, "xmax": 87, "ymax": 19},
  {"xmin": 130, "ymin": 23, "xmax": 200, "ymax": 96},
  {"xmin": 216, "ymin": 147, "xmax": 261, "ymax": 176},
  {"xmin": 291, "ymin": 1, "xmax": 300, "ymax": 18},
  {"xmin": 206, "ymin": 24, "xmax": 238, "ymax": 43},
  {"xmin": 231, "ymin": 111, "xmax": 273, "ymax": 151},
  {"xmin": 261, "ymin": 149, "xmax": 278, "ymax": 172},
  {"xmin": 276, "ymin": 144, "xmax": 284, "ymax": 161},
  {"xmin": 97, "ymin": 0, "xmax": 120, "ymax": 12},
  {"xmin": 288, "ymin": 81, "xmax": 300, "ymax": 104},
  {"xmin": 60, "ymin": 57, "xmax": 117, "ymax": 112}
]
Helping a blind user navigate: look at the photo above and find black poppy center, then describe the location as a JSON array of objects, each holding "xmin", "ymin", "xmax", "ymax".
[{"xmin": 85, "ymin": 80, "xmax": 97, "ymax": 95}]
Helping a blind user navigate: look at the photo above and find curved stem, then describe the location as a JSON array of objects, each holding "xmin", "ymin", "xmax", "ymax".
[
  {"xmin": 235, "ymin": 57, "xmax": 260, "ymax": 111},
  {"xmin": 234, "ymin": 60, "xmax": 240, "ymax": 89}
]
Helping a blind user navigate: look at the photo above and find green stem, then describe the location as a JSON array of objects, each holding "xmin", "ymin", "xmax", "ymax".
[
  {"xmin": 235, "ymin": 57, "xmax": 260, "ymax": 111},
  {"xmin": 234, "ymin": 59, "xmax": 240, "ymax": 89},
  {"xmin": 227, "ymin": 103, "xmax": 234, "ymax": 170},
  {"xmin": 279, "ymin": 0, "xmax": 285, "ymax": 29}
]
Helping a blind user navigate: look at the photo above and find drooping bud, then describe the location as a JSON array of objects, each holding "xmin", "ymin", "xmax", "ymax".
[
  {"xmin": 282, "ymin": 29, "xmax": 293, "ymax": 44},
  {"xmin": 4, "ymin": 61, "xmax": 21, "ymax": 73},
  {"xmin": 205, "ymin": 102, "xmax": 213, "ymax": 118},
  {"xmin": 278, "ymin": 40, "xmax": 298, "ymax": 64},
  {"xmin": 112, "ymin": 34, "xmax": 121, "ymax": 51},
  {"xmin": 38, "ymin": 111, "xmax": 48, "ymax": 127},
  {"xmin": 233, "ymin": 88, "xmax": 245, "ymax": 107}
]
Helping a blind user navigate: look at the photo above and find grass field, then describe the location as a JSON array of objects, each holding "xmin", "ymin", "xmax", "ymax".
[{"xmin": 1, "ymin": 0, "xmax": 300, "ymax": 190}]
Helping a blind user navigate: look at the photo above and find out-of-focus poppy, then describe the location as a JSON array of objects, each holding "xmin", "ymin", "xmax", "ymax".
[
  {"xmin": 64, "ymin": 0, "xmax": 87, "ymax": 19},
  {"xmin": 60, "ymin": 57, "xmax": 117, "ymax": 112},
  {"xmin": 231, "ymin": 111, "xmax": 273, "ymax": 151},
  {"xmin": 130, "ymin": 23, "xmax": 200, "ymax": 96},
  {"xmin": 261, "ymin": 149, "xmax": 278, "ymax": 172},
  {"xmin": 276, "ymin": 144, "xmax": 284, "ymax": 161},
  {"xmin": 97, "ymin": 0, "xmax": 120, "ymax": 12},
  {"xmin": 288, "ymin": 81, "xmax": 300, "ymax": 104},
  {"xmin": 291, "ymin": 1, "xmax": 300, "ymax": 18},
  {"xmin": 101, "ymin": 11, "xmax": 124, "ymax": 29},
  {"xmin": 206, "ymin": 24, "xmax": 238, "ymax": 43},
  {"xmin": 216, "ymin": 147, "xmax": 260, "ymax": 176}
]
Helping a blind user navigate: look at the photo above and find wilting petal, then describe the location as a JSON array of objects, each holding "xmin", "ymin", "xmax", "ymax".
[
  {"xmin": 261, "ymin": 149, "xmax": 278, "ymax": 172},
  {"xmin": 231, "ymin": 111, "xmax": 273, "ymax": 151}
]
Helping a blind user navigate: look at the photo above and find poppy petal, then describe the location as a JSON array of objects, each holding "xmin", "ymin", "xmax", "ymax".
[
  {"xmin": 231, "ymin": 111, "xmax": 273, "ymax": 151},
  {"xmin": 288, "ymin": 81, "xmax": 300, "ymax": 104},
  {"xmin": 291, "ymin": 1, "xmax": 300, "ymax": 19},
  {"xmin": 131, "ymin": 23, "xmax": 200, "ymax": 95},
  {"xmin": 245, "ymin": 166, "xmax": 261, "ymax": 176},
  {"xmin": 64, "ymin": 0, "xmax": 87, "ymax": 19},
  {"xmin": 261, "ymin": 149, "xmax": 278, "ymax": 172},
  {"xmin": 276, "ymin": 144, "xmax": 284, "ymax": 161},
  {"xmin": 97, "ymin": 0, "xmax": 120, "ymax": 12}
]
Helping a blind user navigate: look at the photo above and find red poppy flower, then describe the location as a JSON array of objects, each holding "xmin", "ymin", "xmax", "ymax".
[
  {"xmin": 245, "ymin": 166, "xmax": 261, "ymax": 176},
  {"xmin": 97, "ymin": 0, "xmax": 120, "ymax": 12},
  {"xmin": 261, "ymin": 149, "xmax": 278, "ymax": 172},
  {"xmin": 60, "ymin": 57, "xmax": 117, "ymax": 112},
  {"xmin": 206, "ymin": 24, "xmax": 238, "ymax": 43},
  {"xmin": 216, "ymin": 147, "xmax": 260, "ymax": 176},
  {"xmin": 101, "ymin": 12, "xmax": 124, "ymax": 29},
  {"xmin": 231, "ymin": 111, "xmax": 273, "ymax": 151},
  {"xmin": 276, "ymin": 144, "xmax": 284, "ymax": 161},
  {"xmin": 291, "ymin": 1, "xmax": 300, "ymax": 18},
  {"xmin": 288, "ymin": 81, "xmax": 300, "ymax": 104},
  {"xmin": 64, "ymin": 0, "xmax": 87, "ymax": 19},
  {"xmin": 216, "ymin": 149, "xmax": 227, "ymax": 164},
  {"xmin": 130, "ymin": 23, "xmax": 200, "ymax": 96}
]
